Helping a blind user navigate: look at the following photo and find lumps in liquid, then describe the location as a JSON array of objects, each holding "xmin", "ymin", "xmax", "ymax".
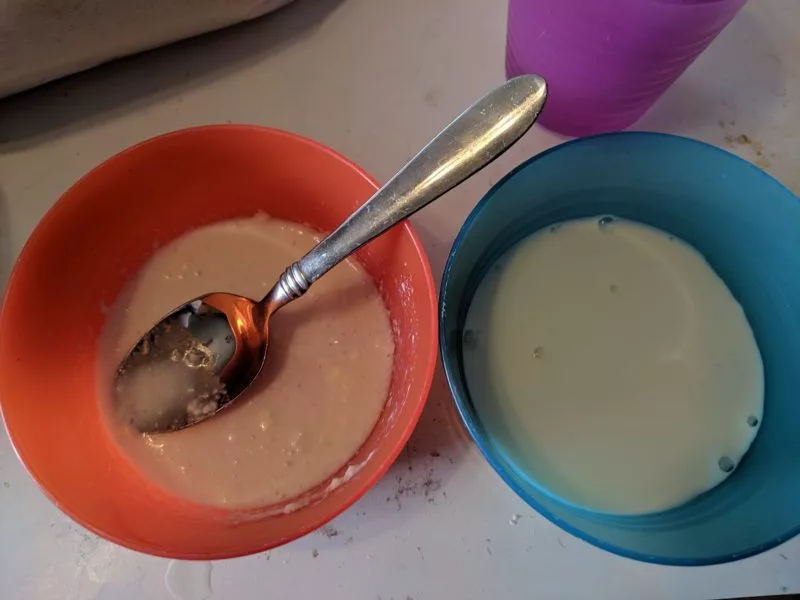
[
  {"xmin": 98, "ymin": 215, "xmax": 394, "ymax": 508},
  {"xmin": 463, "ymin": 217, "xmax": 764, "ymax": 514}
]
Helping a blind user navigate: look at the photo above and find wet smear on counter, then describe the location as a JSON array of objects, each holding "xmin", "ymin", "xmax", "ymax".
[{"xmin": 165, "ymin": 560, "xmax": 213, "ymax": 600}]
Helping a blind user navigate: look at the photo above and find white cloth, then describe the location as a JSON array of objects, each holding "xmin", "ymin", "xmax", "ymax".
[{"xmin": 0, "ymin": 0, "xmax": 294, "ymax": 98}]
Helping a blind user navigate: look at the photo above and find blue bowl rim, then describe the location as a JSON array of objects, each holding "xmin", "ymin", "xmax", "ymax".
[{"xmin": 438, "ymin": 131, "xmax": 800, "ymax": 566}]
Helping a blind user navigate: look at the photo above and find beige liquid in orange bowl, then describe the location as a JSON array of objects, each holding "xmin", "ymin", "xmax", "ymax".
[{"xmin": 98, "ymin": 215, "xmax": 395, "ymax": 508}]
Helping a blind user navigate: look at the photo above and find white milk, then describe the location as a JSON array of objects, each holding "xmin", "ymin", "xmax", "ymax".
[{"xmin": 463, "ymin": 216, "xmax": 764, "ymax": 514}]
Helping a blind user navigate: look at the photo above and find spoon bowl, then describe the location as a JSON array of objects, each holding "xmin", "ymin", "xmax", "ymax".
[{"xmin": 115, "ymin": 295, "xmax": 259, "ymax": 431}]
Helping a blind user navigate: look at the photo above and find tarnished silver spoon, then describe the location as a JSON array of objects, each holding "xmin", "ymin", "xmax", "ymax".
[{"xmin": 115, "ymin": 75, "xmax": 547, "ymax": 433}]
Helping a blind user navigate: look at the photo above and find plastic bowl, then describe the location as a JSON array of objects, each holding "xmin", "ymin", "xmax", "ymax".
[
  {"xmin": 0, "ymin": 125, "xmax": 437, "ymax": 559},
  {"xmin": 439, "ymin": 132, "xmax": 800, "ymax": 565}
]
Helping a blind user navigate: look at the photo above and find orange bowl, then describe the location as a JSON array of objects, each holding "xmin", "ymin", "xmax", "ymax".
[{"xmin": 0, "ymin": 125, "xmax": 437, "ymax": 558}]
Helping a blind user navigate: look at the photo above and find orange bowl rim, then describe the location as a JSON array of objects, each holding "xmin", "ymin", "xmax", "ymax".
[{"xmin": 0, "ymin": 124, "xmax": 439, "ymax": 558}]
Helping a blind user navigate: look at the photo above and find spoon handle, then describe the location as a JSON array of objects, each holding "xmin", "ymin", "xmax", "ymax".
[{"xmin": 269, "ymin": 75, "xmax": 547, "ymax": 304}]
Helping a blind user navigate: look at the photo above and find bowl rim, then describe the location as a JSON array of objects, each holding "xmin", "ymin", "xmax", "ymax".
[
  {"xmin": 0, "ymin": 124, "xmax": 439, "ymax": 559},
  {"xmin": 438, "ymin": 130, "xmax": 800, "ymax": 566}
]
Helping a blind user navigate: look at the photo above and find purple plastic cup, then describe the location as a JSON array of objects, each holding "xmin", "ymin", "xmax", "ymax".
[{"xmin": 506, "ymin": 0, "xmax": 747, "ymax": 137}]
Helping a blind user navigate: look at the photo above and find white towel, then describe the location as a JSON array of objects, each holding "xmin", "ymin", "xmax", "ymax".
[{"xmin": 0, "ymin": 0, "xmax": 294, "ymax": 98}]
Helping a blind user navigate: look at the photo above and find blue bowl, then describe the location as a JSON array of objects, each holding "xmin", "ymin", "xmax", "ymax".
[{"xmin": 439, "ymin": 132, "xmax": 800, "ymax": 565}]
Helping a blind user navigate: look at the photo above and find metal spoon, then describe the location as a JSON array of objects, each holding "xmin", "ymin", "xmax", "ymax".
[{"xmin": 115, "ymin": 75, "xmax": 547, "ymax": 433}]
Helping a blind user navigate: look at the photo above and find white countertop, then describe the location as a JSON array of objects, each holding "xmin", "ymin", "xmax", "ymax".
[{"xmin": 1, "ymin": 1, "xmax": 798, "ymax": 598}]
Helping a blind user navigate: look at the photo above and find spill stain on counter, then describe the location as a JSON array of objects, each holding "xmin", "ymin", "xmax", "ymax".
[
  {"xmin": 319, "ymin": 525, "xmax": 339, "ymax": 538},
  {"xmin": 387, "ymin": 468, "xmax": 443, "ymax": 511},
  {"xmin": 51, "ymin": 522, "xmax": 116, "ymax": 584},
  {"xmin": 165, "ymin": 560, "xmax": 213, "ymax": 600},
  {"xmin": 719, "ymin": 121, "xmax": 775, "ymax": 169},
  {"xmin": 724, "ymin": 132, "xmax": 773, "ymax": 168}
]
